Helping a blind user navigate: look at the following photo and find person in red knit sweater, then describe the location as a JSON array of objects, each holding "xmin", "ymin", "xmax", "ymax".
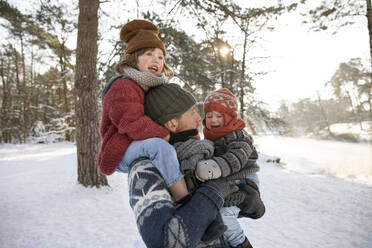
[{"xmin": 98, "ymin": 19, "xmax": 188, "ymax": 201}]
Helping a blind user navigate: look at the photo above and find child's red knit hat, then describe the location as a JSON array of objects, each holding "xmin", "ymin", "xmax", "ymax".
[{"xmin": 203, "ymin": 88, "xmax": 238, "ymax": 119}]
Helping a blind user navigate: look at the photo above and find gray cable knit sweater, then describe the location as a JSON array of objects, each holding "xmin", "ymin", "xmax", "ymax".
[
  {"xmin": 173, "ymin": 129, "xmax": 259, "ymax": 186},
  {"xmin": 213, "ymin": 129, "xmax": 259, "ymax": 180}
]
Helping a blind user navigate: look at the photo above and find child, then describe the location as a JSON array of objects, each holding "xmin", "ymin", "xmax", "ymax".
[
  {"xmin": 98, "ymin": 19, "xmax": 188, "ymax": 201},
  {"xmin": 197, "ymin": 88, "xmax": 264, "ymax": 248}
]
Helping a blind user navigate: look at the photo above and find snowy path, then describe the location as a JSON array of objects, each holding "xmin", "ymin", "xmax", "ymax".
[{"xmin": 0, "ymin": 142, "xmax": 371, "ymax": 248}]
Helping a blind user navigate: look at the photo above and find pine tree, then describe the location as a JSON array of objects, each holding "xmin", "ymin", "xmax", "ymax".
[{"xmin": 75, "ymin": 0, "xmax": 107, "ymax": 187}]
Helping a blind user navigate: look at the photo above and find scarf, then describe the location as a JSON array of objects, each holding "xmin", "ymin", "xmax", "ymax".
[
  {"xmin": 203, "ymin": 116, "xmax": 246, "ymax": 141},
  {"xmin": 122, "ymin": 66, "xmax": 168, "ymax": 92}
]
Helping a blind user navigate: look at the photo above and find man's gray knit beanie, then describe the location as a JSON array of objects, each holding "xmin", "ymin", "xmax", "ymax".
[{"xmin": 145, "ymin": 83, "xmax": 196, "ymax": 125}]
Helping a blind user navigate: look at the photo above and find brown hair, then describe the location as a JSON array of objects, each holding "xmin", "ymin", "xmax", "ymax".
[{"xmin": 115, "ymin": 47, "xmax": 174, "ymax": 78}]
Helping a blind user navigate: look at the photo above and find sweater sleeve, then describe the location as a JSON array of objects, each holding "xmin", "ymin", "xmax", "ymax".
[
  {"xmin": 128, "ymin": 160, "xmax": 226, "ymax": 248},
  {"xmin": 212, "ymin": 130, "xmax": 259, "ymax": 178},
  {"xmin": 106, "ymin": 79, "xmax": 169, "ymax": 140}
]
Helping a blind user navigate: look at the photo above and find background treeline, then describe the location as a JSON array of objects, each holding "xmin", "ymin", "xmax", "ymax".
[
  {"xmin": 0, "ymin": 0, "xmax": 371, "ymax": 144},
  {"xmin": 0, "ymin": 0, "xmax": 75, "ymax": 143},
  {"xmin": 277, "ymin": 58, "xmax": 372, "ymax": 137}
]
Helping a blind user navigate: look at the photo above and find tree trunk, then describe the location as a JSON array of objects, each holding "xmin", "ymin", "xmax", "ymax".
[
  {"xmin": 20, "ymin": 36, "xmax": 29, "ymax": 143},
  {"xmin": 75, "ymin": 0, "xmax": 107, "ymax": 187},
  {"xmin": 366, "ymin": 0, "xmax": 372, "ymax": 119},
  {"xmin": 14, "ymin": 47, "xmax": 22, "ymax": 142},
  {"xmin": 0, "ymin": 53, "xmax": 11, "ymax": 143},
  {"xmin": 366, "ymin": 0, "xmax": 372, "ymax": 71},
  {"xmin": 59, "ymin": 42, "xmax": 71, "ymax": 141},
  {"xmin": 316, "ymin": 91, "xmax": 332, "ymax": 135},
  {"xmin": 60, "ymin": 47, "xmax": 70, "ymax": 113},
  {"xmin": 346, "ymin": 90, "xmax": 363, "ymax": 129},
  {"xmin": 240, "ymin": 22, "xmax": 248, "ymax": 120}
]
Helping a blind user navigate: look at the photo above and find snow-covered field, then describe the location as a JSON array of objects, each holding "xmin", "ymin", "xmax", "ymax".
[{"xmin": 0, "ymin": 138, "xmax": 372, "ymax": 248}]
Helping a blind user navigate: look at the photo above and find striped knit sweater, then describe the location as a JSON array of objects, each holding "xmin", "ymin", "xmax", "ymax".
[{"xmin": 173, "ymin": 129, "xmax": 259, "ymax": 183}]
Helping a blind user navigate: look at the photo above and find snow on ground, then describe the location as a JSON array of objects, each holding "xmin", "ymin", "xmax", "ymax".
[{"xmin": 0, "ymin": 140, "xmax": 372, "ymax": 248}]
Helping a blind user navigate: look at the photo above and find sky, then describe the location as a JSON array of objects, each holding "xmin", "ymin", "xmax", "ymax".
[
  {"xmin": 224, "ymin": 1, "xmax": 370, "ymax": 110},
  {"xmin": 252, "ymin": 13, "xmax": 369, "ymax": 110},
  {"xmin": 0, "ymin": 138, "xmax": 371, "ymax": 247},
  {"xmin": 3, "ymin": 0, "xmax": 370, "ymax": 111},
  {"xmin": 80, "ymin": 0, "xmax": 372, "ymax": 111}
]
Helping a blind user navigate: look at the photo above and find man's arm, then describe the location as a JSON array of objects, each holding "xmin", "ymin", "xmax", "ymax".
[{"xmin": 128, "ymin": 159, "xmax": 228, "ymax": 248}]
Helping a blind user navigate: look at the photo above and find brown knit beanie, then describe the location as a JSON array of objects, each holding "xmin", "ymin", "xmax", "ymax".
[
  {"xmin": 203, "ymin": 88, "xmax": 239, "ymax": 119},
  {"xmin": 120, "ymin": 19, "xmax": 166, "ymax": 56},
  {"xmin": 145, "ymin": 84, "xmax": 196, "ymax": 125}
]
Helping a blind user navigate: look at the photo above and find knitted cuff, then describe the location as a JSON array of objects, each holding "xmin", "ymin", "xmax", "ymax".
[
  {"xmin": 213, "ymin": 157, "xmax": 231, "ymax": 177},
  {"xmin": 223, "ymin": 191, "xmax": 246, "ymax": 207},
  {"xmin": 226, "ymin": 167, "xmax": 259, "ymax": 181},
  {"xmin": 221, "ymin": 152, "xmax": 241, "ymax": 174}
]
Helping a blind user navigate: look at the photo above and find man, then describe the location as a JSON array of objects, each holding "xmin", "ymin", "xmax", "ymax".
[{"xmin": 128, "ymin": 84, "xmax": 262, "ymax": 248}]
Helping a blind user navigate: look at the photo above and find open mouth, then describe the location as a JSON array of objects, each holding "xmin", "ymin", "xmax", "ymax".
[
  {"xmin": 149, "ymin": 66, "xmax": 159, "ymax": 73},
  {"xmin": 210, "ymin": 125, "xmax": 222, "ymax": 129}
]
